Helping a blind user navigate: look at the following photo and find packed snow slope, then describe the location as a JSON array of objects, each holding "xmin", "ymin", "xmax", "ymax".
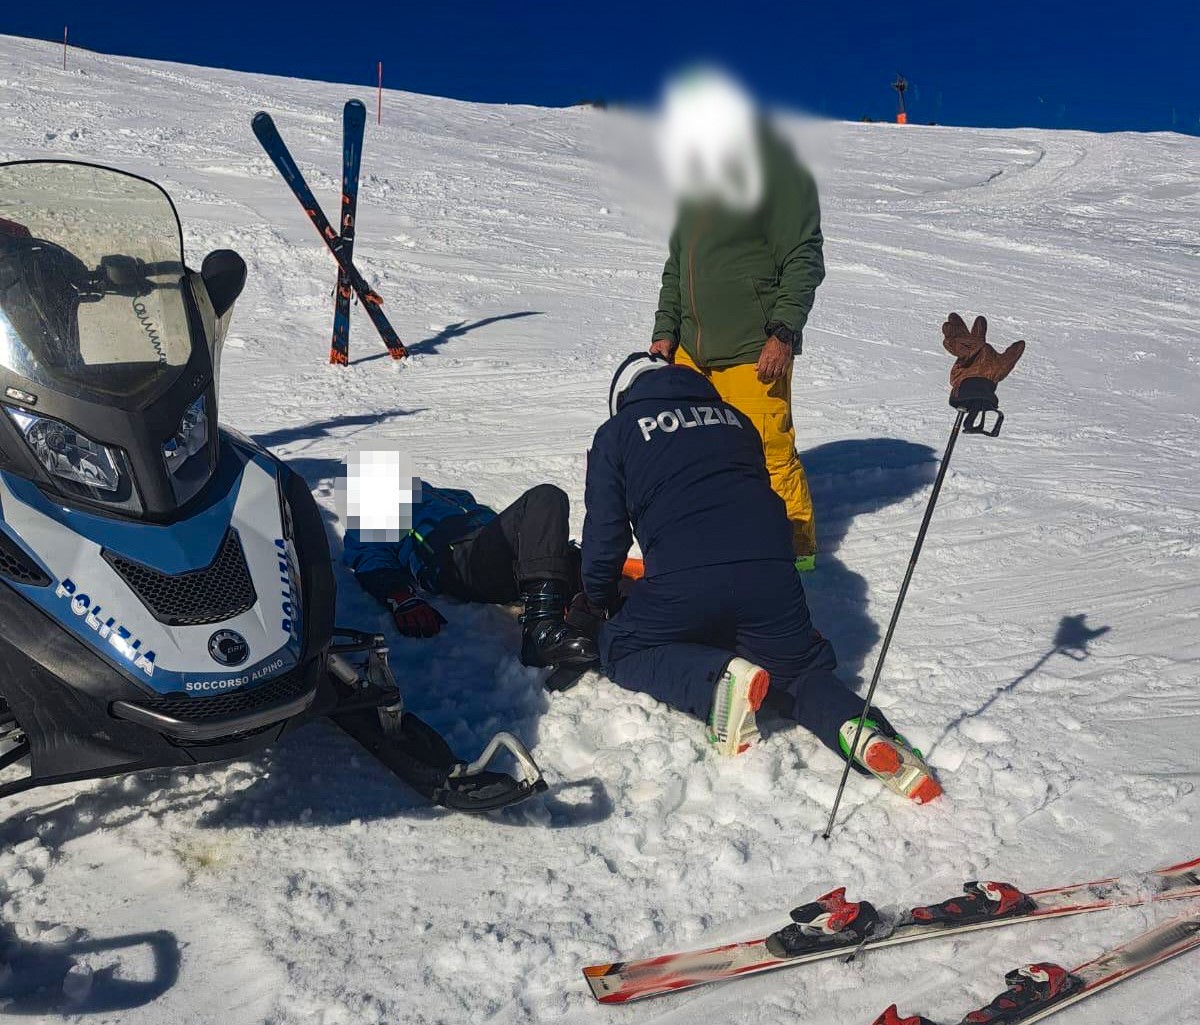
[{"xmin": 2, "ymin": 32, "xmax": 1199, "ymax": 1025}]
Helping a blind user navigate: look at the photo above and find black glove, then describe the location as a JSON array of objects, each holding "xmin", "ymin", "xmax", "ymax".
[{"xmin": 387, "ymin": 587, "xmax": 447, "ymax": 638}]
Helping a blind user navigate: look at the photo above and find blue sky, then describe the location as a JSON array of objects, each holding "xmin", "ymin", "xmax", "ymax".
[{"xmin": 5, "ymin": 1, "xmax": 1198, "ymax": 134}]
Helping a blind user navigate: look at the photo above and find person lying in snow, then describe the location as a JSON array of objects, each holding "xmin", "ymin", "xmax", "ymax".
[
  {"xmin": 343, "ymin": 481, "xmax": 597, "ymax": 670},
  {"xmin": 571, "ymin": 350, "xmax": 942, "ymax": 803}
]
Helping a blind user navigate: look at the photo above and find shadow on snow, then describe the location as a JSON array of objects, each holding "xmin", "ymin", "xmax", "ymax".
[
  {"xmin": 924, "ymin": 613, "xmax": 1111, "ymax": 756},
  {"xmin": 349, "ymin": 310, "xmax": 544, "ymax": 364},
  {"xmin": 0, "ymin": 922, "xmax": 179, "ymax": 1016},
  {"xmin": 799, "ymin": 437, "xmax": 938, "ymax": 685},
  {"xmin": 252, "ymin": 408, "xmax": 426, "ymax": 497}
]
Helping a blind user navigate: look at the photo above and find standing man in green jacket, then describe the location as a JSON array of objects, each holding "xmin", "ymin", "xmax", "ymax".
[{"xmin": 649, "ymin": 75, "xmax": 825, "ymax": 569}]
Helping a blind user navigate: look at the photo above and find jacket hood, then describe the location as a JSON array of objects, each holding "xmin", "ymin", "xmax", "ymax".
[{"xmin": 620, "ymin": 364, "xmax": 722, "ymax": 408}]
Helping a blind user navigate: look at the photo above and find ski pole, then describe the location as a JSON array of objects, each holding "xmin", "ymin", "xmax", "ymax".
[{"xmin": 823, "ymin": 407, "xmax": 966, "ymax": 840}]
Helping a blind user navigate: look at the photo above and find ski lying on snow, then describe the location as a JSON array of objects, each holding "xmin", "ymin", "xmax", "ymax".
[
  {"xmin": 582, "ymin": 855, "xmax": 1200, "ymax": 1004},
  {"xmin": 251, "ymin": 111, "xmax": 407, "ymax": 360},
  {"xmin": 330, "ymin": 99, "xmax": 366, "ymax": 365},
  {"xmin": 875, "ymin": 907, "xmax": 1200, "ymax": 1025}
]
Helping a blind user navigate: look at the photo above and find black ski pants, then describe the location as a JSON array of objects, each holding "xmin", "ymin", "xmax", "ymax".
[{"xmin": 441, "ymin": 484, "xmax": 576, "ymax": 604}]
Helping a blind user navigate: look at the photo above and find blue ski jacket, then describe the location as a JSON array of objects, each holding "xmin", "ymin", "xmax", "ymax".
[
  {"xmin": 581, "ymin": 365, "xmax": 794, "ymax": 608},
  {"xmin": 342, "ymin": 481, "xmax": 495, "ymax": 600}
]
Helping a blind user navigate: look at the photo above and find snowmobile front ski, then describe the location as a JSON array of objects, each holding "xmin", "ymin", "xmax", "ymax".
[
  {"xmin": 251, "ymin": 111, "xmax": 407, "ymax": 360},
  {"xmin": 874, "ymin": 908, "xmax": 1200, "ymax": 1025},
  {"xmin": 330, "ymin": 99, "xmax": 366, "ymax": 365},
  {"xmin": 326, "ymin": 631, "xmax": 546, "ymax": 812},
  {"xmin": 582, "ymin": 855, "xmax": 1200, "ymax": 1003}
]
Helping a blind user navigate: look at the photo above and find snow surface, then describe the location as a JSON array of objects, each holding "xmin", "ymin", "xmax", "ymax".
[{"xmin": 2, "ymin": 32, "xmax": 1199, "ymax": 1025}]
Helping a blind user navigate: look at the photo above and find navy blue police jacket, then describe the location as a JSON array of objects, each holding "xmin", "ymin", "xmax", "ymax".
[{"xmin": 581, "ymin": 365, "xmax": 795, "ymax": 607}]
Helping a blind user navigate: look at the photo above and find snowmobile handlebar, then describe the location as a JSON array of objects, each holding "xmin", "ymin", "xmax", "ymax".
[
  {"xmin": 76, "ymin": 254, "xmax": 184, "ymax": 301},
  {"xmin": 4, "ymin": 236, "xmax": 183, "ymax": 301},
  {"xmin": 2, "ymin": 236, "xmax": 184, "ymax": 305}
]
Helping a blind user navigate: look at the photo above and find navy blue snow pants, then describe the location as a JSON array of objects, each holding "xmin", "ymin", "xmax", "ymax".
[{"xmin": 598, "ymin": 560, "xmax": 862, "ymax": 755}]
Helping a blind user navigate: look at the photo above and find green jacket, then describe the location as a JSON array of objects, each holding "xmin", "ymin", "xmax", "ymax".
[{"xmin": 651, "ymin": 126, "xmax": 825, "ymax": 369}]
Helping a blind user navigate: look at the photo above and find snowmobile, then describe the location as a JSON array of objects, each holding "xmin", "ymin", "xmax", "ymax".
[{"xmin": 0, "ymin": 159, "xmax": 544, "ymax": 813}]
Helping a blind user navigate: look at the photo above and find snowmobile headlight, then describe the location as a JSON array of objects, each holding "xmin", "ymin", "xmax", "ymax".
[
  {"xmin": 6, "ymin": 408, "xmax": 122, "ymax": 492},
  {"xmin": 162, "ymin": 394, "xmax": 209, "ymax": 476}
]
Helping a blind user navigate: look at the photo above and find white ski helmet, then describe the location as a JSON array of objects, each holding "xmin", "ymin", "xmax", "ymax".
[
  {"xmin": 609, "ymin": 351, "xmax": 671, "ymax": 417},
  {"xmin": 656, "ymin": 67, "xmax": 764, "ymax": 211}
]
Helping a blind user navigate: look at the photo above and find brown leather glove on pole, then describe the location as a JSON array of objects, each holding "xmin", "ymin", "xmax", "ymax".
[
  {"xmin": 942, "ymin": 312, "xmax": 1025, "ymax": 433},
  {"xmin": 824, "ymin": 312, "xmax": 1025, "ymax": 837}
]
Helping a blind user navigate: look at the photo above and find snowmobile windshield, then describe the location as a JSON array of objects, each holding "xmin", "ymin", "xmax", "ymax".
[{"xmin": 0, "ymin": 162, "xmax": 192, "ymax": 404}]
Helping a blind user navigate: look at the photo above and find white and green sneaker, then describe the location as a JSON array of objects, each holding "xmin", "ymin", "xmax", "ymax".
[
  {"xmin": 838, "ymin": 716, "xmax": 943, "ymax": 804},
  {"xmin": 707, "ymin": 658, "xmax": 771, "ymax": 757}
]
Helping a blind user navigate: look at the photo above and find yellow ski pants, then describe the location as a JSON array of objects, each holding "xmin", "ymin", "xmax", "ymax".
[{"xmin": 674, "ymin": 349, "xmax": 816, "ymax": 559}]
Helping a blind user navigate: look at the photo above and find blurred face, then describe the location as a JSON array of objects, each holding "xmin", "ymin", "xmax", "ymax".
[
  {"xmin": 335, "ymin": 447, "xmax": 420, "ymax": 542},
  {"xmin": 655, "ymin": 68, "xmax": 764, "ymax": 211}
]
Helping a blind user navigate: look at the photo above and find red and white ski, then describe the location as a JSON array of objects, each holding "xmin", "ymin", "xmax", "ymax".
[
  {"xmin": 582, "ymin": 855, "xmax": 1200, "ymax": 1004},
  {"xmin": 875, "ymin": 906, "xmax": 1200, "ymax": 1024}
]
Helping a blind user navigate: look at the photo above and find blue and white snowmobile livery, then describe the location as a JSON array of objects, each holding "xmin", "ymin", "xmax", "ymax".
[
  {"xmin": 0, "ymin": 160, "xmax": 542, "ymax": 811},
  {"xmin": 0, "ymin": 444, "xmax": 302, "ymax": 690}
]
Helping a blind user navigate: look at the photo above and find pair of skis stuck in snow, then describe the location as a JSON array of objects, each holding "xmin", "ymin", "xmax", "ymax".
[
  {"xmin": 583, "ymin": 855, "xmax": 1200, "ymax": 1022},
  {"xmin": 252, "ymin": 104, "xmax": 407, "ymax": 363}
]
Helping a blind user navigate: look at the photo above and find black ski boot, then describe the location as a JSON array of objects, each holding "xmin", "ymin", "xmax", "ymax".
[
  {"xmin": 766, "ymin": 887, "xmax": 882, "ymax": 958},
  {"xmin": 519, "ymin": 580, "xmax": 597, "ymax": 669}
]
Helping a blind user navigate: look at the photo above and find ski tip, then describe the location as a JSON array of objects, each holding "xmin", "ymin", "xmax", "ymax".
[
  {"xmin": 329, "ymin": 348, "xmax": 348, "ymax": 366},
  {"xmin": 389, "ymin": 346, "xmax": 409, "ymax": 360},
  {"xmin": 582, "ymin": 964, "xmax": 620, "ymax": 1003}
]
